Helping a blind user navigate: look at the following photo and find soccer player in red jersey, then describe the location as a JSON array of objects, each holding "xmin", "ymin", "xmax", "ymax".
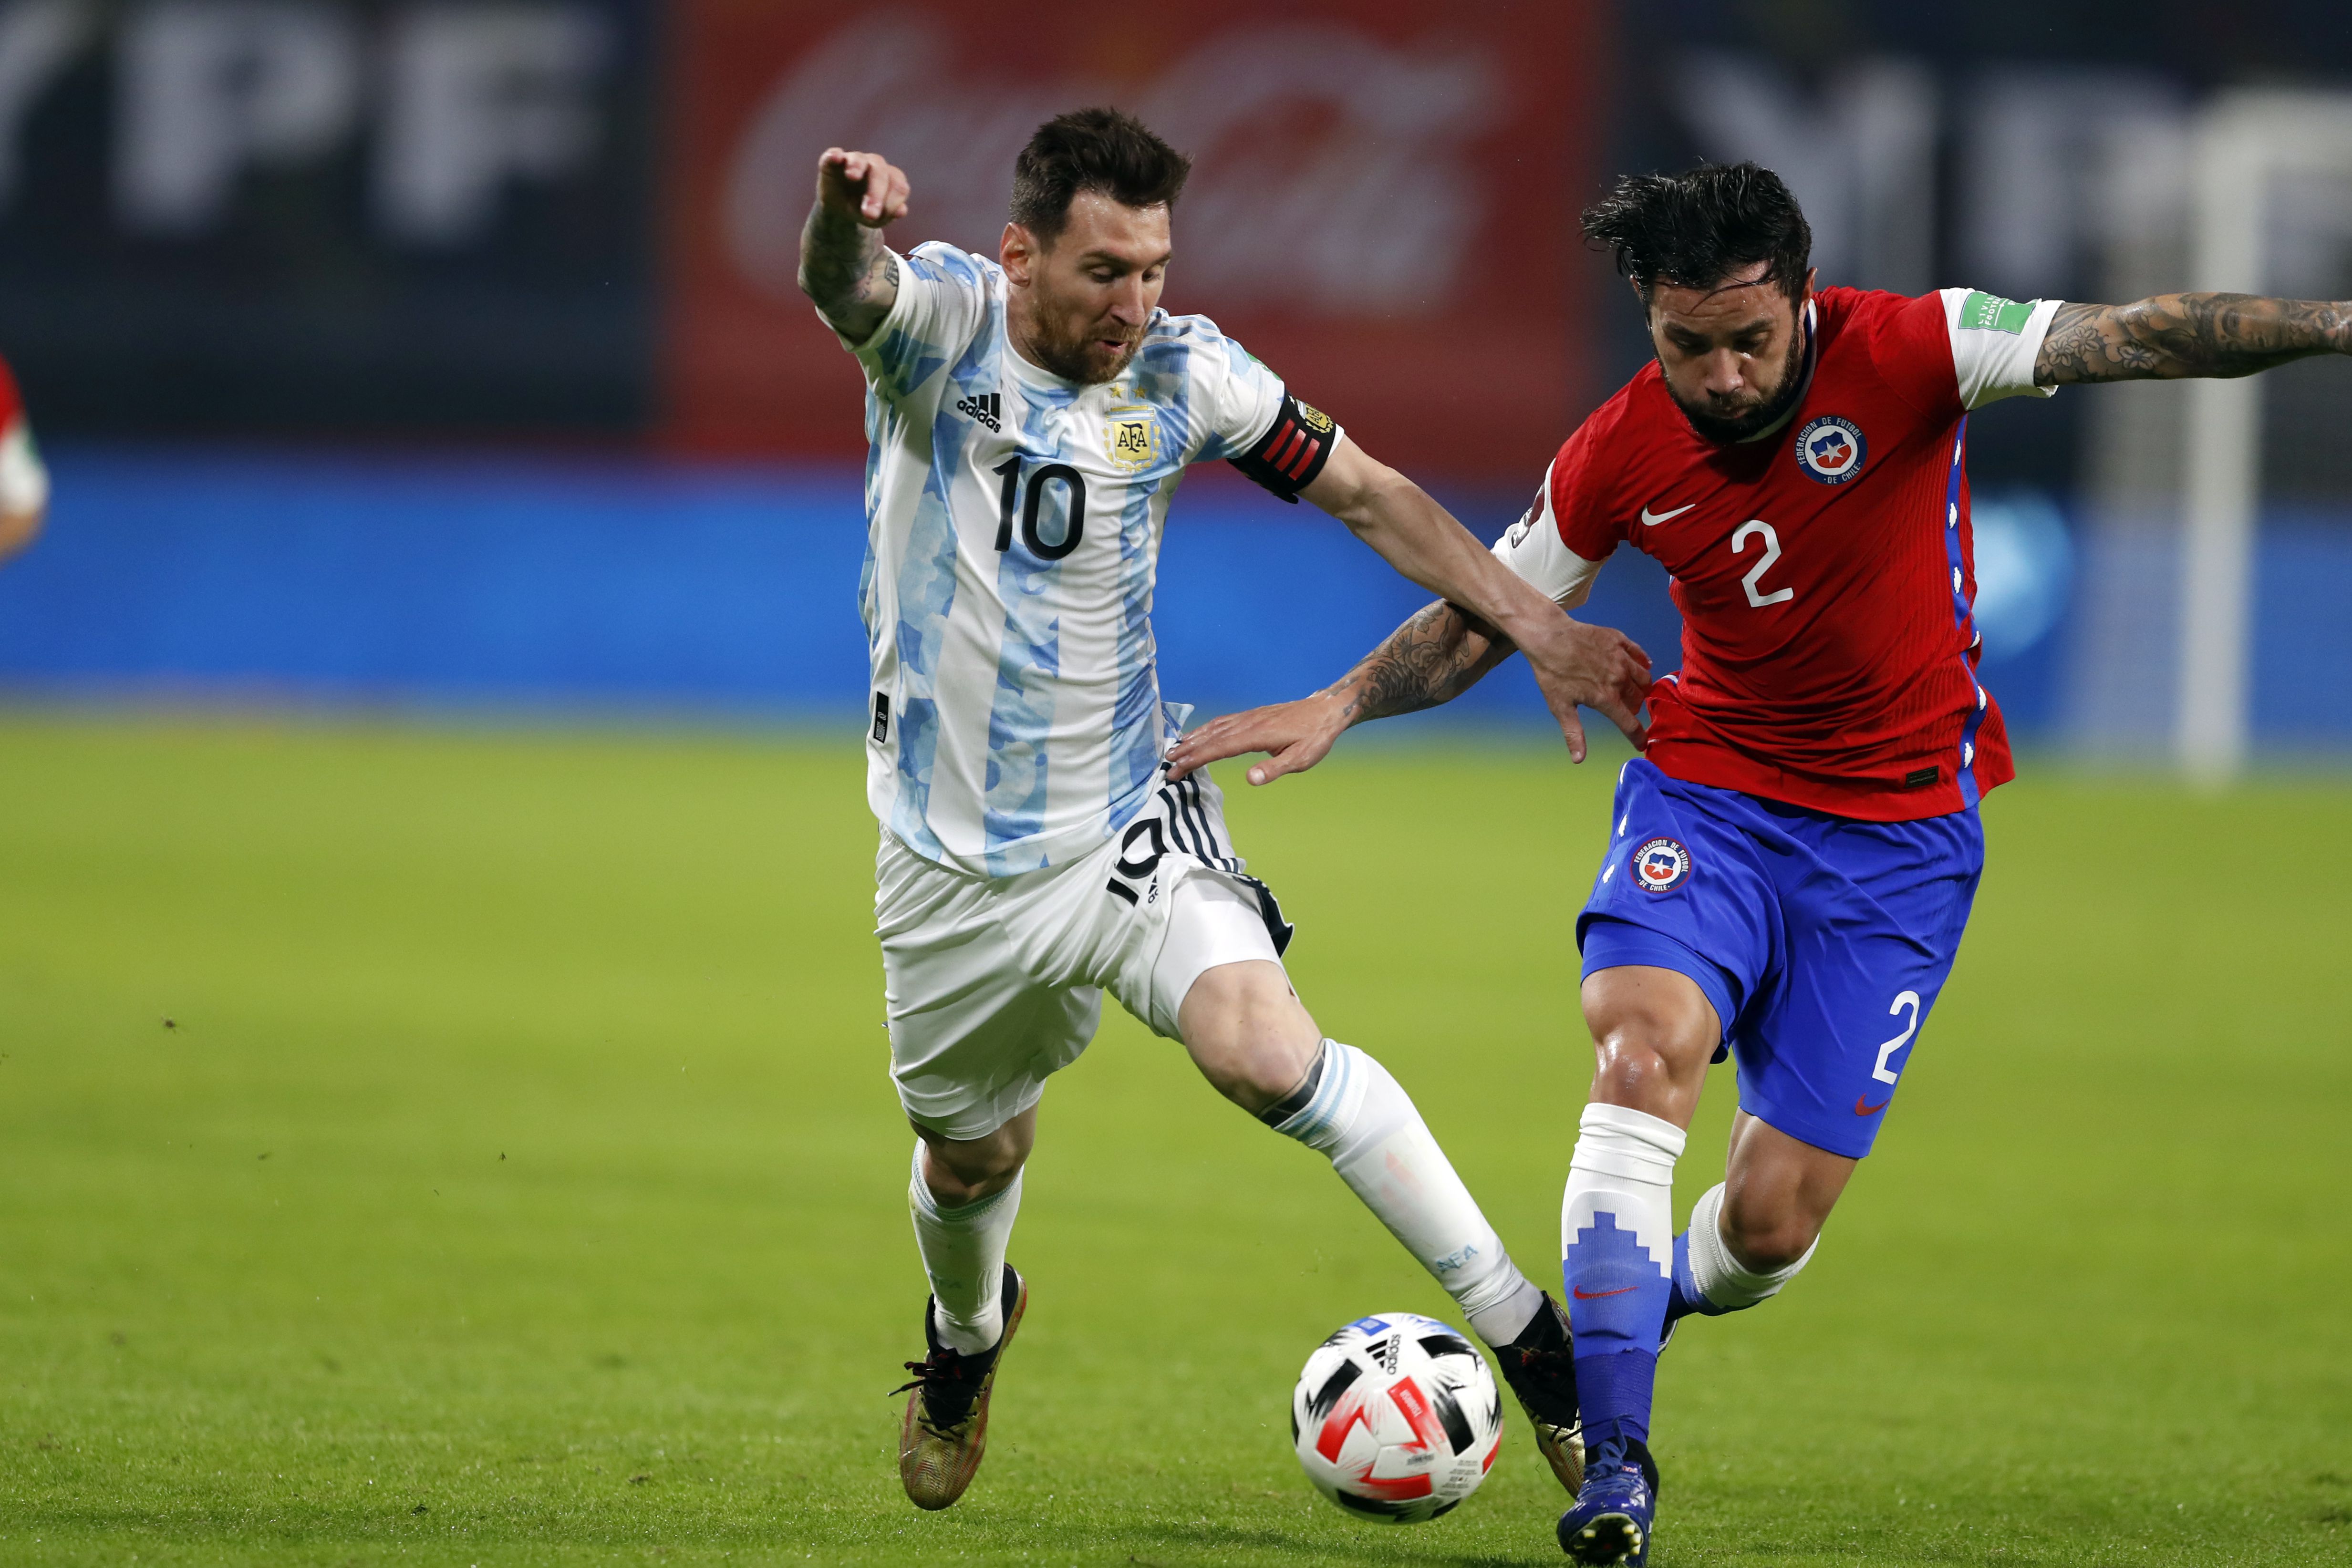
[
  {"xmin": 1168, "ymin": 163, "xmax": 2352, "ymax": 1564},
  {"xmin": 0, "ymin": 351, "xmax": 48, "ymax": 565}
]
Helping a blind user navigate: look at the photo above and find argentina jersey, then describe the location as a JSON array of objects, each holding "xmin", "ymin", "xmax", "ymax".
[{"xmin": 836, "ymin": 241, "xmax": 1296, "ymax": 877}]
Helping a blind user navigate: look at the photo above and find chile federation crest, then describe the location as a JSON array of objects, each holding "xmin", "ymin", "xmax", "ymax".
[
  {"xmin": 1795, "ymin": 414, "xmax": 1867, "ymax": 485},
  {"xmin": 1631, "ymin": 836, "xmax": 1692, "ymax": 893}
]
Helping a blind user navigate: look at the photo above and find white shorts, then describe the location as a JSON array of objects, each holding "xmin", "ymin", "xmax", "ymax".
[{"xmin": 876, "ymin": 772, "xmax": 1293, "ymax": 1140}]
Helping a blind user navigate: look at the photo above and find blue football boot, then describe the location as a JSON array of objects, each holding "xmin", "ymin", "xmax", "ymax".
[{"xmin": 1556, "ymin": 1435, "xmax": 1658, "ymax": 1565}]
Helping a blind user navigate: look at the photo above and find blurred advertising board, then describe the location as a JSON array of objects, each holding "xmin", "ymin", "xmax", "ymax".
[
  {"xmin": 0, "ymin": 0, "xmax": 657, "ymax": 435},
  {"xmin": 662, "ymin": 0, "xmax": 1605, "ymax": 477}
]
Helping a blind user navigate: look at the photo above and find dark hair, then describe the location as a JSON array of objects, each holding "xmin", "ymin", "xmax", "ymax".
[
  {"xmin": 1009, "ymin": 107, "xmax": 1191, "ymax": 243},
  {"xmin": 1581, "ymin": 163, "xmax": 1812, "ymax": 302}
]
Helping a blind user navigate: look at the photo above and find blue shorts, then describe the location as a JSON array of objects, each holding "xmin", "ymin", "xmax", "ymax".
[{"xmin": 1577, "ymin": 758, "xmax": 1983, "ymax": 1159}]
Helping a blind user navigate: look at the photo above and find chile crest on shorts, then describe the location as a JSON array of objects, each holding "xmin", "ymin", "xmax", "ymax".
[
  {"xmin": 1631, "ymin": 836, "xmax": 1692, "ymax": 893},
  {"xmin": 1795, "ymin": 414, "xmax": 1866, "ymax": 485}
]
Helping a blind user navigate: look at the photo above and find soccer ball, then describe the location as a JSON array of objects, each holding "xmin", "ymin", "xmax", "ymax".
[{"xmin": 1289, "ymin": 1311, "xmax": 1502, "ymax": 1523}]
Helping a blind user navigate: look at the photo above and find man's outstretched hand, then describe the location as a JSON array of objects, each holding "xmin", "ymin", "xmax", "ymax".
[
  {"xmin": 1167, "ymin": 616, "xmax": 1652, "ymax": 787},
  {"xmin": 1166, "ymin": 692, "xmax": 1350, "ymax": 786},
  {"xmin": 1514, "ymin": 616, "xmax": 1652, "ymax": 764},
  {"xmin": 817, "ymin": 147, "xmax": 909, "ymax": 227}
]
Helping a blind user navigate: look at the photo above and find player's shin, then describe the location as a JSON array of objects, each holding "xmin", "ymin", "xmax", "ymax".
[
  {"xmin": 1666, "ymin": 1181, "xmax": 1815, "ymax": 1329},
  {"xmin": 907, "ymin": 1142, "xmax": 1023, "ymax": 1355},
  {"xmin": 1561, "ymin": 1103, "xmax": 1686, "ymax": 1453},
  {"xmin": 1261, "ymin": 1041, "xmax": 1545, "ymax": 1348}
]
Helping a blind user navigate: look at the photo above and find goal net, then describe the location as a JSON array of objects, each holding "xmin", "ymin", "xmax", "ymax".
[{"xmin": 2071, "ymin": 89, "xmax": 2352, "ymax": 779}]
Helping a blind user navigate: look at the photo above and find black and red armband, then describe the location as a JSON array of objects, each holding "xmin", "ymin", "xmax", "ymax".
[{"xmin": 1229, "ymin": 392, "xmax": 1340, "ymax": 503}]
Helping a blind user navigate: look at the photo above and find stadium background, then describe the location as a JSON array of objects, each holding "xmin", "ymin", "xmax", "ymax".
[
  {"xmin": 2, "ymin": 0, "xmax": 2349, "ymax": 748},
  {"xmin": 3, "ymin": 4, "xmax": 2350, "ymax": 1566}
]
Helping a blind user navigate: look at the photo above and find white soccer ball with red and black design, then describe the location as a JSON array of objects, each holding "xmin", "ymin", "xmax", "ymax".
[{"xmin": 1289, "ymin": 1312, "xmax": 1502, "ymax": 1523}]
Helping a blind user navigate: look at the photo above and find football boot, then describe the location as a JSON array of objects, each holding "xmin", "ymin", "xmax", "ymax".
[
  {"xmin": 893, "ymin": 1263, "xmax": 1026, "ymax": 1510},
  {"xmin": 1492, "ymin": 1290, "xmax": 1586, "ymax": 1494},
  {"xmin": 1556, "ymin": 1435, "xmax": 1659, "ymax": 1566}
]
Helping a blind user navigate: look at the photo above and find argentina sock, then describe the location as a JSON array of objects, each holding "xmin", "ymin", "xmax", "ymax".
[
  {"xmin": 907, "ymin": 1141, "xmax": 1023, "ymax": 1355},
  {"xmin": 1264, "ymin": 1041, "xmax": 1546, "ymax": 1348},
  {"xmin": 1562, "ymin": 1102, "xmax": 1686, "ymax": 1453},
  {"xmin": 1667, "ymin": 1181, "xmax": 1816, "ymax": 1330}
]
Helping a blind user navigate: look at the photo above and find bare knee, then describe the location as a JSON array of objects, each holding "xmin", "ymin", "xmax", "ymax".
[
  {"xmin": 1579, "ymin": 966, "xmax": 1721, "ymax": 1122},
  {"xmin": 1720, "ymin": 1205, "xmax": 1819, "ymax": 1272},
  {"xmin": 1178, "ymin": 960, "xmax": 1321, "ymax": 1116},
  {"xmin": 914, "ymin": 1110, "xmax": 1033, "ymax": 1205},
  {"xmin": 1719, "ymin": 1111, "xmax": 1852, "ymax": 1271}
]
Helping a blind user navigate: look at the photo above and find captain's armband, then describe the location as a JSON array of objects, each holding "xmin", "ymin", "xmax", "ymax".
[{"xmin": 1229, "ymin": 392, "xmax": 1341, "ymax": 503}]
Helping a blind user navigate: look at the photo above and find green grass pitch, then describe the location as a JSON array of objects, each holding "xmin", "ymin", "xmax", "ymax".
[{"xmin": 0, "ymin": 712, "xmax": 2346, "ymax": 1566}]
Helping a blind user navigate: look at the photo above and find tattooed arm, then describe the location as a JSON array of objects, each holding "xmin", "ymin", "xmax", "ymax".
[
  {"xmin": 1332, "ymin": 600, "xmax": 1515, "ymax": 723},
  {"xmin": 2036, "ymin": 294, "xmax": 2352, "ymax": 385},
  {"xmin": 797, "ymin": 147, "xmax": 910, "ymax": 345},
  {"xmin": 1162, "ymin": 599, "xmax": 1509, "ymax": 786},
  {"xmin": 1165, "ymin": 592, "xmax": 1646, "ymax": 787}
]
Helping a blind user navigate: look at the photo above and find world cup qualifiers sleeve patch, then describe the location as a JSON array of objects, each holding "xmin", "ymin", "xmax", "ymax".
[
  {"xmin": 1230, "ymin": 392, "xmax": 1339, "ymax": 503},
  {"xmin": 1631, "ymin": 836, "xmax": 1692, "ymax": 893}
]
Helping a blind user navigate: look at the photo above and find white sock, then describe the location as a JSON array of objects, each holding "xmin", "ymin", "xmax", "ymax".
[
  {"xmin": 1561, "ymin": 1102, "xmax": 1686, "ymax": 1312},
  {"xmin": 1267, "ymin": 1041, "xmax": 1545, "ymax": 1348},
  {"xmin": 907, "ymin": 1141, "xmax": 1021, "ymax": 1355},
  {"xmin": 1686, "ymin": 1181, "xmax": 1815, "ymax": 1310}
]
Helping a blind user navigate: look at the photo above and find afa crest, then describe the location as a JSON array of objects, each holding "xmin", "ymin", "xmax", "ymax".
[{"xmin": 1106, "ymin": 407, "xmax": 1160, "ymax": 472}]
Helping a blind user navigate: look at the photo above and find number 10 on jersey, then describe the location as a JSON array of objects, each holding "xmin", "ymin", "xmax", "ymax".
[{"xmin": 994, "ymin": 457, "xmax": 1088, "ymax": 561}]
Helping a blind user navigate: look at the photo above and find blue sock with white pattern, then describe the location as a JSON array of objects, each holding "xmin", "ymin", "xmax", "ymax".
[{"xmin": 1561, "ymin": 1103, "xmax": 1685, "ymax": 1456}]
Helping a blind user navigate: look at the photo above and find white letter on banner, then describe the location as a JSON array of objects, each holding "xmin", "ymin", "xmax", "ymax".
[
  {"xmin": 0, "ymin": 0, "xmax": 96, "ymax": 211},
  {"xmin": 375, "ymin": 2, "xmax": 609, "ymax": 247},
  {"xmin": 115, "ymin": 0, "xmax": 359, "ymax": 235}
]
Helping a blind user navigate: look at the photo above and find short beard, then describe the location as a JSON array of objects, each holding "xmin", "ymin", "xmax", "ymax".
[
  {"xmin": 1026, "ymin": 324, "xmax": 1139, "ymax": 385},
  {"xmin": 1666, "ymin": 326, "xmax": 1809, "ymax": 444}
]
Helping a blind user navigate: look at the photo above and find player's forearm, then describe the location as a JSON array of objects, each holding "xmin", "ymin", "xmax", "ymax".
[
  {"xmin": 2037, "ymin": 294, "xmax": 2352, "ymax": 384},
  {"xmin": 1324, "ymin": 600, "xmax": 1511, "ymax": 727},
  {"xmin": 797, "ymin": 203, "xmax": 897, "ymax": 341},
  {"xmin": 1327, "ymin": 466, "xmax": 1574, "ymax": 654}
]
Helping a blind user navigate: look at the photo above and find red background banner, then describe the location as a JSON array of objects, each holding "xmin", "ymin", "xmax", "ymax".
[{"xmin": 661, "ymin": 0, "xmax": 1606, "ymax": 479}]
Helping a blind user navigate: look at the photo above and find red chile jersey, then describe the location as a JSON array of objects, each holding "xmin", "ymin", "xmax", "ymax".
[{"xmin": 1495, "ymin": 286, "xmax": 2062, "ymax": 821}]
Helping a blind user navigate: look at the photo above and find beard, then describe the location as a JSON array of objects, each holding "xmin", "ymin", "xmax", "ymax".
[
  {"xmin": 1666, "ymin": 326, "xmax": 1810, "ymax": 444},
  {"xmin": 1025, "ymin": 313, "xmax": 1143, "ymax": 385}
]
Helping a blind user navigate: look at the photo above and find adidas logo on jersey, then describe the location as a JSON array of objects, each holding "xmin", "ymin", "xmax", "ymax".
[{"xmin": 955, "ymin": 391, "xmax": 1002, "ymax": 432}]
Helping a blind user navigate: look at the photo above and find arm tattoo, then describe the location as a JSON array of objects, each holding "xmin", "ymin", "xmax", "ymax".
[
  {"xmin": 1332, "ymin": 600, "xmax": 1512, "ymax": 724},
  {"xmin": 797, "ymin": 204, "xmax": 896, "ymax": 330},
  {"xmin": 2037, "ymin": 294, "xmax": 2352, "ymax": 385}
]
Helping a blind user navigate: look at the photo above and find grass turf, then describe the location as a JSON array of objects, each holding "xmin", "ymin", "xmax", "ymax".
[{"xmin": 0, "ymin": 712, "xmax": 2345, "ymax": 1567}]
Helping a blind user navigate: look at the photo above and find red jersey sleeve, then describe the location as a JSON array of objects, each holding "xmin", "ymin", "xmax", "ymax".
[
  {"xmin": 1860, "ymin": 289, "xmax": 1965, "ymax": 420},
  {"xmin": 1549, "ymin": 409, "xmax": 1624, "ymax": 560}
]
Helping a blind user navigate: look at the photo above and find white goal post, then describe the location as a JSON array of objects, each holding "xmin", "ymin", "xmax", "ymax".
[{"xmin": 2178, "ymin": 90, "xmax": 2352, "ymax": 782}]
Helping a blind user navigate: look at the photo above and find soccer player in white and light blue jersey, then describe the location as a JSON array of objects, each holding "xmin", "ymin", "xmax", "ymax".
[{"xmin": 799, "ymin": 109, "xmax": 1652, "ymax": 1511}]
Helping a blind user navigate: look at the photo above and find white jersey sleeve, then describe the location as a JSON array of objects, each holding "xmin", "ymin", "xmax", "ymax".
[
  {"xmin": 1168, "ymin": 319, "xmax": 1288, "ymax": 463},
  {"xmin": 825, "ymin": 241, "xmax": 992, "ymax": 411},
  {"xmin": 1939, "ymin": 289, "xmax": 2062, "ymax": 409},
  {"xmin": 1491, "ymin": 459, "xmax": 1603, "ymax": 609},
  {"xmin": 0, "ymin": 416, "xmax": 46, "ymax": 517}
]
